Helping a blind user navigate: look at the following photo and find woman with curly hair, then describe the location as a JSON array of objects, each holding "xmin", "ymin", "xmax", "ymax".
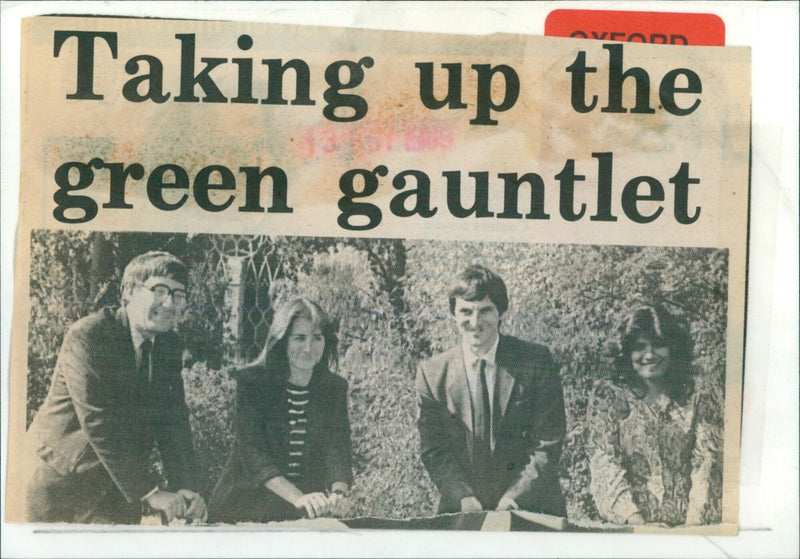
[
  {"xmin": 587, "ymin": 305, "xmax": 723, "ymax": 526},
  {"xmin": 208, "ymin": 298, "xmax": 352, "ymax": 523}
]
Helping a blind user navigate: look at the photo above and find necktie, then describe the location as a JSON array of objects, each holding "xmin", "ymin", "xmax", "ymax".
[
  {"xmin": 139, "ymin": 339, "xmax": 153, "ymax": 386},
  {"xmin": 473, "ymin": 359, "xmax": 492, "ymax": 473}
]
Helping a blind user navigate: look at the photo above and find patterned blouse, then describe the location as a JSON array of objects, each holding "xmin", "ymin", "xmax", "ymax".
[{"xmin": 586, "ymin": 377, "xmax": 723, "ymax": 526}]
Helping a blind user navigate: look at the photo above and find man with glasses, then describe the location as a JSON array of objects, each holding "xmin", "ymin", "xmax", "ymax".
[{"xmin": 24, "ymin": 251, "xmax": 206, "ymax": 524}]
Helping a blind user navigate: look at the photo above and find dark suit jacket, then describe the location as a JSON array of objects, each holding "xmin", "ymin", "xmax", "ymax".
[
  {"xmin": 207, "ymin": 365, "xmax": 352, "ymax": 522},
  {"xmin": 416, "ymin": 335, "xmax": 566, "ymax": 515},
  {"xmin": 26, "ymin": 308, "xmax": 197, "ymax": 518}
]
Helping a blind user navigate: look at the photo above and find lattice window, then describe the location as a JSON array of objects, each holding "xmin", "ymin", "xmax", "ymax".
[{"xmin": 208, "ymin": 235, "xmax": 284, "ymax": 363}]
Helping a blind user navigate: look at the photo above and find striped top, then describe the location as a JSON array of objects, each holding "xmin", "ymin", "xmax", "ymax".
[{"xmin": 285, "ymin": 382, "xmax": 310, "ymax": 482}]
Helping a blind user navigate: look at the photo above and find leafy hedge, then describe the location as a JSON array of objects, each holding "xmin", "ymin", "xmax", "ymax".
[{"xmin": 28, "ymin": 232, "xmax": 727, "ymax": 520}]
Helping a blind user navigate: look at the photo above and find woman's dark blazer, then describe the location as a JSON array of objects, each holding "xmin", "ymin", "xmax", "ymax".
[{"xmin": 209, "ymin": 364, "xmax": 352, "ymax": 516}]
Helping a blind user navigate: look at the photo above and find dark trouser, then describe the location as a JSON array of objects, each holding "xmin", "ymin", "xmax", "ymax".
[
  {"xmin": 207, "ymin": 484, "xmax": 302, "ymax": 524},
  {"xmin": 25, "ymin": 459, "xmax": 140, "ymax": 524}
]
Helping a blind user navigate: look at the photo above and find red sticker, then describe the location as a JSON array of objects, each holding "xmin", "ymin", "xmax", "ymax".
[{"xmin": 545, "ymin": 9, "xmax": 725, "ymax": 46}]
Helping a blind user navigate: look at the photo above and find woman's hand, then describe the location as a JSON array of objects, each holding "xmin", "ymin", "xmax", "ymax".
[
  {"xmin": 176, "ymin": 489, "xmax": 208, "ymax": 523},
  {"xmin": 326, "ymin": 492, "xmax": 344, "ymax": 516},
  {"xmin": 327, "ymin": 493, "xmax": 354, "ymax": 518},
  {"xmin": 293, "ymin": 492, "xmax": 331, "ymax": 519},
  {"xmin": 326, "ymin": 483, "xmax": 351, "ymax": 517}
]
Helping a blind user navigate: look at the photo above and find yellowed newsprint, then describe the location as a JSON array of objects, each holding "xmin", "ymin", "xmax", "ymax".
[{"xmin": 7, "ymin": 15, "xmax": 749, "ymax": 535}]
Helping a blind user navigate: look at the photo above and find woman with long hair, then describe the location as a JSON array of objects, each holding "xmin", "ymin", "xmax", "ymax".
[
  {"xmin": 208, "ymin": 298, "xmax": 352, "ymax": 523},
  {"xmin": 586, "ymin": 305, "xmax": 723, "ymax": 526}
]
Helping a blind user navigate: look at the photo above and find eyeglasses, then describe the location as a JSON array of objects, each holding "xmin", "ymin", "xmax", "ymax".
[{"xmin": 140, "ymin": 283, "xmax": 188, "ymax": 307}]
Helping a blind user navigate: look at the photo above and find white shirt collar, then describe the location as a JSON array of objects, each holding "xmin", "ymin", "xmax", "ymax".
[
  {"xmin": 462, "ymin": 334, "xmax": 500, "ymax": 368},
  {"xmin": 129, "ymin": 320, "xmax": 154, "ymax": 352}
]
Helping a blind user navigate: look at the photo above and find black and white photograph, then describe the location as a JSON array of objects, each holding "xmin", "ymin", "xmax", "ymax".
[
  {"xmin": 3, "ymin": 5, "xmax": 796, "ymax": 558},
  {"xmin": 22, "ymin": 229, "xmax": 728, "ymax": 531}
]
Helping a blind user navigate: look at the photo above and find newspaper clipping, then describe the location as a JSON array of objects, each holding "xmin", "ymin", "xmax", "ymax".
[{"xmin": 7, "ymin": 15, "xmax": 749, "ymax": 534}]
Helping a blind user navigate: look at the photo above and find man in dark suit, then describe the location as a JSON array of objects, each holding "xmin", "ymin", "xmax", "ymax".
[
  {"xmin": 24, "ymin": 251, "xmax": 206, "ymax": 524},
  {"xmin": 416, "ymin": 265, "xmax": 567, "ymax": 516}
]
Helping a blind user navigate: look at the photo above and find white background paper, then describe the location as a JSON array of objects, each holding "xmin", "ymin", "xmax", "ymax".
[{"xmin": 2, "ymin": 2, "xmax": 797, "ymax": 557}]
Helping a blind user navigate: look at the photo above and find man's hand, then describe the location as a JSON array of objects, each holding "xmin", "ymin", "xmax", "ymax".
[
  {"xmin": 145, "ymin": 490, "xmax": 186, "ymax": 522},
  {"xmin": 460, "ymin": 496, "xmax": 484, "ymax": 512},
  {"xmin": 176, "ymin": 489, "xmax": 207, "ymax": 523},
  {"xmin": 495, "ymin": 496, "xmax": 519, "ymax": 511},
  {"xmin": 293, "ymin": 492, "xmax": 331, "ymax": 519},
  {"xmin": 627, "ymin": 512, "xmax": 646, "ymax": 525}
]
